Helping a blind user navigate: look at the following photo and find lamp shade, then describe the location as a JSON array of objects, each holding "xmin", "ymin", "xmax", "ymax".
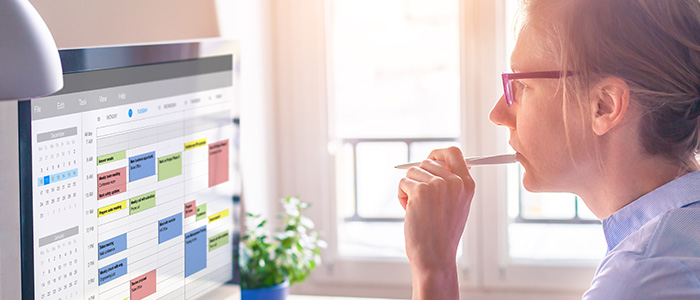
[{"xmin": 0, "ymin": 0, "xmax": 63, "ymax": 101}]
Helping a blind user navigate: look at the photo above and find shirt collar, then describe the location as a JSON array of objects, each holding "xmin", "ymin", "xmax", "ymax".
[{"xmin": 602, "ymin": 170, "xmax": 700, "ymax": 252}]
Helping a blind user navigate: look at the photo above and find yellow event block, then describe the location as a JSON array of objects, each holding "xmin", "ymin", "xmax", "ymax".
[
  {"xmin": 98, "ymin": 200, "xmax": 128, "ymax": 217},
  {"xmin": 184, "ymin": 138, "xmax": 207, "ymax": 151},
  {"xmin": 208, "ymin": 209, "xmax": 230, "ymax": 223}
]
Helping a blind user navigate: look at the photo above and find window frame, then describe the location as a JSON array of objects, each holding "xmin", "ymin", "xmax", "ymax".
[{"xmin": 273, "ymin": 0, "xmax": 599, "ymax": 298}]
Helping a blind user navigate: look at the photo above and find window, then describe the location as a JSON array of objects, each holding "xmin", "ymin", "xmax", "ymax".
[
  {"xmin": 274, "ymin": 0, "xmax": 603, "ymax": 297},
  {"xmin": 507, "ymin": 169, "xmax": 605, "ymax": 261},
  {"xmin": 328, "ymin": 0, "xmax": 461, "ymax": 259}
]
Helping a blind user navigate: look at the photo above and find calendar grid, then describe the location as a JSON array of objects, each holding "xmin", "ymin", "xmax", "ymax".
[{"xmin": 31, "ymin": 93, "xmax": 236, "ymax": 300}]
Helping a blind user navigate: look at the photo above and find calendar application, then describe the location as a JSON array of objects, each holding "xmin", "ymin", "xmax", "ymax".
[{"xmin": 29, "ymin": 57, "xmax": 237, "ymax": 300}]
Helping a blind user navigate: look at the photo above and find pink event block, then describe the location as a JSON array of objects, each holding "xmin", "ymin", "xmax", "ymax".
[
  {"xmin": 185, "ymin": 200, "xmax": 196, "ymax": 218},
  {"xmin": 208, "ymin": 139, "xmax": 229, "ymax": 187},
  {"xmin": 97, "ymin": 167, "xmax": 127, "ymax": 200},
  {"xmin": 130, "ymin": 269, "xmax": 157, "ymax": 300},
  {"xmin": 97, "ymin": 186, "xmax": 126, "ymax": 201}
]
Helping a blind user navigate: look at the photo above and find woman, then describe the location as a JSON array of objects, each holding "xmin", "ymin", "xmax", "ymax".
[{"xmin": 398, "ymin": 0, "xmax": 700, "ymax": 299}]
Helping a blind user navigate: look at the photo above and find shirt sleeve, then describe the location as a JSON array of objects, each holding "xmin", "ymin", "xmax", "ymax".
[{"xmin": 583, "ymin": 253, "xmax": 700, "ymax": 300}]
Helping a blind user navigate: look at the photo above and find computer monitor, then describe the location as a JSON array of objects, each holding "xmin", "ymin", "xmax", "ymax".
[{"xmin": 12, "ymin": 40, "xmax": 240, "ymax": 300}]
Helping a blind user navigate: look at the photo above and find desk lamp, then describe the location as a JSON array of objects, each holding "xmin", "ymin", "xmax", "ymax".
[{"xmin": 0, "ymin": 0, "xmax": 63, "ymax": 101}]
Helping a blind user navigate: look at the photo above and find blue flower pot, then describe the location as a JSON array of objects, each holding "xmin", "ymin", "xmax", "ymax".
[{"xmin": 241, "ymin": 281, "xmax": 289, "ymax": 300}]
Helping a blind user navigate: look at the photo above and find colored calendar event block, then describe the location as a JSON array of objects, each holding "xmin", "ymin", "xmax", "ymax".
[
  {"xmin": 184, "ymin": 138, "xmax": 207, "ymax": 151},
  {"xmin": 97, "ymin": 150, "xmax": 126, "ymax": 166},
  {"xmin": 158, "ymin": 152, "xmax": 182, "ymax": 181},
  {"xmin": 185, "ymin": 226, "xmax": 207, "ymax": 277},
  {"xmin": 98, "ymin": 258, "xmax": 127, "ymax": 286},
  {"xmin": 129, "ymin": 151, "xmax": 156, "ymax": 182},
  {"xmin": 97, "ymin": 185, "xmax": 126, "ymax": 201},
  {"xmin": 158, "ymin": 213, "xmax": 182, "ymax": 244},
  {"xmin": 185, "ymin": 200, "xmax": 196, "ymax": 218},
  {"xmin": 130, "ymin": 191, "xmax": 156, "ymax": 215},
  {"xmin": 208, "ymin": 209, "xmax": 229, "ymax": 224},
  {"xmin": 97, "ymin": 167, "xmax": 127, "ymax": 200},
  {"xmin": 208, "ymin": 140, "xmax": 229, "ymax": 187},
  {"xmin": 208, "ymin": 230, "xmax": 229, "ymax": 252},
  {"xmin": 196, "ymin": 204, "xmax": 207, "ymax": 221},
  {"xmin": 97, "ymin": 200, "xmax": 127, "ymax": 218},
  {"xmin": 130, "ymin": 269, "xmax": 157, "ymax": 300},
  {"xmin": 98, "ymin": 233, "xmax": 127, "ymax": 260}
]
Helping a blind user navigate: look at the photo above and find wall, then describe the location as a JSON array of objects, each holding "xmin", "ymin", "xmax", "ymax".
[
  {"xmin": 216, "ymin": 0, "xmax": 278, "ymax": 220},
  {"xmin": 30, "ymin": 0, "xmax": 220, "ymax": 48}
]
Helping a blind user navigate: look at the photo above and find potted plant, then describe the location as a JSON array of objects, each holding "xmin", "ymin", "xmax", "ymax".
[{"xmin": 239, "ymin": 197, "xmax": 327, "ymax": 300}]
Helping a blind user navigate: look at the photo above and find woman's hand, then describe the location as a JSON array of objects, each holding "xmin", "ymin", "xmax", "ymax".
[{"xmin": 398, "ymin": 147, "xmax": 475, "ymax": 300}]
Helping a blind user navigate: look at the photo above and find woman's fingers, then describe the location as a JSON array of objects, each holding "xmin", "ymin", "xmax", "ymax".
[
  {"xmin": 398, "ymin": 177, "xmax": 418, "ymax": 210},
  {"xmin": 428, "ymin": 146, "xmax": 471, "ymax": 181},
  {"xmin": 398, "ymin": 148, "xmax": 474, "ymax": 209},
  {"xmin": 397, "ymin": 147, "xmax": 476, "ymax": 274},
  {"xmin": 398, "ymin": 160, "xmax": 450, "ymax": 210}
]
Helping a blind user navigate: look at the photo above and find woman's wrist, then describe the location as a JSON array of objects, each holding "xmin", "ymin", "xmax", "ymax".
[{"xmin": 411, "ymin": 263, "xmax": 460, "ymax": 300}]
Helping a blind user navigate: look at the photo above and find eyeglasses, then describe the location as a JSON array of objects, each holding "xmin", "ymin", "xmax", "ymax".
[{"xmin": 501, "ymin": 71, "xmax": 574, "ymax": 106}]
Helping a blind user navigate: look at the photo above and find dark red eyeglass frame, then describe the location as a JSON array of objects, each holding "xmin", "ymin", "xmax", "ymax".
[{"xmin": 502, "ymin": 71, "xmax": 575, "ymax": 106}]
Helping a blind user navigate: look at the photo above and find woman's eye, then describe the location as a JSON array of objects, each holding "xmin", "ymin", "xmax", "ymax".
[{"xmin": 513, "ymin": 80, "xmax": 528, "ymax": 99}]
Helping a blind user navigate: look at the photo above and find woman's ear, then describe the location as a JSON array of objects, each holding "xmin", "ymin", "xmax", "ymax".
[{"xmin": 590, "ymin": 77, "xmax": 630, "ymax": 136}]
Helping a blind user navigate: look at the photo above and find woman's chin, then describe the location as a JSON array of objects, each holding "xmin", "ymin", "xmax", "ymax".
[
  {"xmin": 522, "ymin": 171, "xmax": 572, "ymax": 193},
  {"xmin": 521, "ymin": 178, "xmax": 539, "ymax": 192},
  {"xmin": 521, "ymin": 172, "xmax": 551, "ymax": 192}
]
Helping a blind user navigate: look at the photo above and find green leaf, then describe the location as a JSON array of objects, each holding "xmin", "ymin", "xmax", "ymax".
[{"xmin": 240, "ymin": 196, "xmax": 326, "ymax": 290}]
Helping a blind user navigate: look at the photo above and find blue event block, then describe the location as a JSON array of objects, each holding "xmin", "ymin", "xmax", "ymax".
[
  {"xmin": 185, "ymin": 225, "xmax": 207, "ymax": 277},
  {"xmin": 159, "ymin": 213, "xmax": 183, "ymax": 244},
  {"xmin": 98, "ymin": 258, "xmax": 127, "ymax": 286},
  {"xmin": 98, "ymin": 233, "xmax": 127, "ymax": 260},
  {"xmin": 129, "ymin": 151, "xmax": 156, "ymax": 182}
]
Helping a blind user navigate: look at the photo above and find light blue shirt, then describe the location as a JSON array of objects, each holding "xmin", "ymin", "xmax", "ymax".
[{"xmin": 583, "ymin": 171, "xmax": 700, "ymax": 299}]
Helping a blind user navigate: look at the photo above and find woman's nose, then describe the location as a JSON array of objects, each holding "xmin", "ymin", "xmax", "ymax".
[{"xmin": 489, "ymin": 94, "xmax": 514, "ymax": 128}]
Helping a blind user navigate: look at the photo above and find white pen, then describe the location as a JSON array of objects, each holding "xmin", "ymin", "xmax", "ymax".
[{"xmin": 394, "ymin": 154, "xmax": 518, "ymax": 169}]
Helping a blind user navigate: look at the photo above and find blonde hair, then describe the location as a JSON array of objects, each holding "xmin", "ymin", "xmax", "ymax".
[{"xmin": 521, "ymin": 0, "xmax": 700, "ymax": 170}]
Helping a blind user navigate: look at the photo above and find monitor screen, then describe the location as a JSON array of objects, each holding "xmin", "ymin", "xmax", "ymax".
[{"xmin": 17, "ymin": 41, "xmax": 240, "ymax": 300}]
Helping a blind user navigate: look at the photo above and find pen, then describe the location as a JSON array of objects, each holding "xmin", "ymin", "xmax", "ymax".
[{"xmin": 394, "ymin": 154, "xmax": 518, "ymax": 169}]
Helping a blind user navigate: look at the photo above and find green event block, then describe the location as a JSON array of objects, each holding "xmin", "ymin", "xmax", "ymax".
[
  {"xmin": 130, "ymin": 191, "xmax": 156, "ymax": 215},
  {"xmin": 97, "ymin": 150, "xmax": 126, "ymax": 165},
  {"xmin": 196, "ymin": 204, "xmax": 207, "ymax": 221},
  {"xmin": 158, "ymin": 152, "xmax": 182, "ymax": 181},
  {"xmin": 209, "ymin": 230, "xmax": 229, "ymax": 252}
]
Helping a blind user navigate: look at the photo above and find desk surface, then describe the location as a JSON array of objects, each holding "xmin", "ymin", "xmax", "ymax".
[
  {"xmin": 212, "ymin": 285, "xmax": 396, "ymax": 300},
  {"xmin": 289, "ymin": 296, "xmax": 395, "ymax": 300}
]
